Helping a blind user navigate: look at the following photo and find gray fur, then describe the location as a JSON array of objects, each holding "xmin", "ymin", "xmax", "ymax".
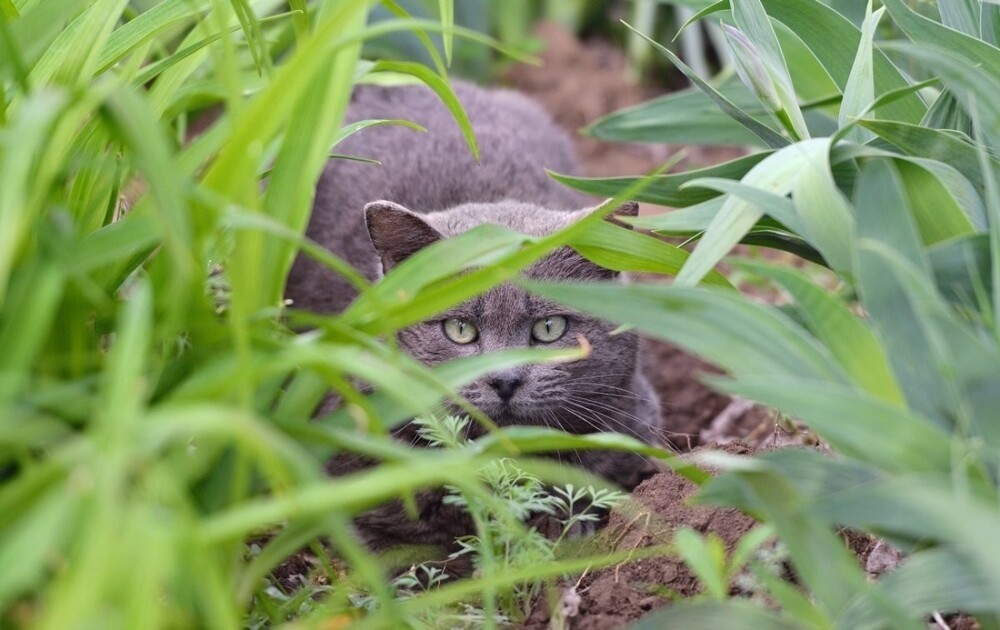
[
  {"xmin": 371, "ymin": 200, "xmax": 656, "ymax": 443},
  {"xmin": 287, "ymin": 81, "xmax": 662, "ymax": 554},
  {"xmin": 287, "ymin": 81, "xmax": 584, "ymax": 313}
]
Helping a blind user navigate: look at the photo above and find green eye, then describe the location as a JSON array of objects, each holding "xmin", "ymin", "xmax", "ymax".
[
  {"xmin": 442, "ymin": 318, "xmax": 478, "ymax": 344},
  {"xmin": 531, "ymin": 316, "xmax": 567, "ymax": 343}
]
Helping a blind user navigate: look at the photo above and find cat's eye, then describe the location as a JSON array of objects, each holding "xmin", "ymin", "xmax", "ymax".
[
  {"xmin": 442, "ymin": 318, "xmax": 478, "ymax": 344},
  {"xmin": 531, "ymin": 316, "xmax": 567, "ymax": 343}
]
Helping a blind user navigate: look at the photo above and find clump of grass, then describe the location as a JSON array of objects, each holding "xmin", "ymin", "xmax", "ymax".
[
  {"xmin": 415, "ymin": 415, "xmax": 627, "ymax": 624},
  {"xmin": 234, "ymin": 413, "xmax": 637, "ymax": 627}
]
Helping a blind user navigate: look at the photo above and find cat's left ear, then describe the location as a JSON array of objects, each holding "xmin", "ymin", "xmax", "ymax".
[
  {"xmin": 572, "ymin": 200, "xmax": 639, "ymax": 229},
  {"xmin": 365, "ymin": 200, "xmax": 443, "ymax": 273}
]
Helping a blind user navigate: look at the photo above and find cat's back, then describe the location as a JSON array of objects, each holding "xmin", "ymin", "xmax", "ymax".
[
  {"xmin": 336, "ymin": 81, "xmax": 582, "ymax": 211},
  {"xmin": 288, "ymin": 80, "xmax": 586, "ymax": 312}
]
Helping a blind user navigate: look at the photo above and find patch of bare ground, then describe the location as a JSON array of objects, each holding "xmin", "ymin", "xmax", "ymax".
[{"xmin": 523, "ymin": 443, "xmax": 759, "ymax": 629}]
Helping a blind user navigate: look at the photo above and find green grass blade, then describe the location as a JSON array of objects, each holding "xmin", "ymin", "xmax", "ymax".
[
  {"xmin": 839, "ymin": 3, "xmax": 882, "ymax": 142},
  {"xmin": 102, "ymin": 86, "xmax": 197, "ymax": 313},
  {"xmin": 438, "ymin": 0, "xmax": 453, "ymax": 65},
  {"xmin": 923, "ymin": 88, "xmax": 972, "ymax": 134},
  {"xmin": 883, "ymin": 0, "xmax": 1000, "ymax": 82},
  {"xmin": 253, "ymin": 5, "xmax": 364, "ymax": 308},
  {"xmin": 674, "ymin": 528, "xmax": 728, "ymax": 599},
  {"xmin": 859, "ymin": 239, "xmax": 1000, "ymax": 439},
  {"xmin": 675, "ymin": 140, "xmax": 823, "ymax": 286},
  {"xmin": 381, "ymin": 0, "xmax": 448, "ymax": 75},
  {"xmin": 969, "ymin": 98, "xmax": 1000, "ymax": 340},
  {"xmin": 96, "ymin": 0, "xmax": 209, "ymax": 75},
  {"xmin": 572, "ymin": 220, "xmax": 734, "ymax": 289},
  {"xmin": 371, "ymin": 59, "xmax": 478, "ymax": 160},
  {"xmin": 927, "ymin": 233, "xmax": 992, "ymax": 309},
  {"xmin": 853, "ymin": 159, "xmax": 948, "ymax": 423},
  {"xmin": 938, "ymin": 0, "xmax": 982, "ymax": 36},
  {"xmin": 0, "ymin": 90, "xmax": 65, "ymax": 305},
  {"xmin": 0, "ymin": 261, "xmax": 64, "ymax": 405},
  {"xmin": 814, "ymin": 477, "xmax": 1000, "ymax": 603},
  {"xmin": 522, "ymin": 280, "xmax": 849, "ymax": 384},
  {"xmin": 788, "ymin": 138, "xmax": 854, "ymax": 274},
  {"xmin": 29, "ymin": 0, "xmax": 128, "ymax": 88},
  {"xmin": 734, "ymin": 260, "xmax": 902, "ymax": 404},
  {"xmin": 835, "ymin": 142, "xmax": 984, "ymax": 239},
  {"xmin": 0, "ymin": 491, "xmax": 80, "ymax": 611},
  {"xmin": 584, "ymin": 81, "xmax": 771, "ymax": 146},
  {"xmin": 881, "ymin": 40, "xmax": 1000, "ymax": 152},
  {"xmin": 630, "ymin": 197, "xmax": 725, "ymax": 233},
  {"xmin": 1, "ymin": 0, "xmax": 88, "ymax": 83},
  {"xmin": 731, "ymin": 0, "xmax": 809, "ymax": 139},
  {"xmin": 623, "ymin": 21, "xmax": 789, "ymax": 149},
  {"xmin": 227, "ymin": 0, "xmax": 269, "ymax": 76},
  {"xmin": 688, "ymin": 0, "xmax": 926, "ymax": 122},
  {"xmin": 699, "ymin": 458, "xmax": 914, "ymax": 625},
  {"xmin": 681, "ymin": 176, "xmax": 801, "ymax": 234},
  {"xmin": 711, "ymin": 375, "xmax": 949, "ymax": 472},
  {"xmin": 895, "ymin": 159, "xmax": 982, "ymax": 242},
  {"xmin": 860, "ymin": 120, "xmax": 1000, "ymax": 192},
  {"xmin": 550, "ymin": 153, "xmax": 770, "ymax": 209},
  {"xmin": 749, "ymin": 561, "xmax": 828, "ymax": 628},
  {"xmin": 844, "ymin": 549, "xmax": 996, "ymax": 626}
]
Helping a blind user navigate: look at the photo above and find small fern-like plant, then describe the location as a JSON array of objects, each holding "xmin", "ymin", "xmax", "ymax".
[{"xmin": 408, "ymin": 415, "xmax": 627, "ymax": 623}]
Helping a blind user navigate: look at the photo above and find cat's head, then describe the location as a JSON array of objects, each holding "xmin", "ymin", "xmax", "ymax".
[{"xmin": 365, "ymin": 199, "xmax": 640, "ymax": 432}]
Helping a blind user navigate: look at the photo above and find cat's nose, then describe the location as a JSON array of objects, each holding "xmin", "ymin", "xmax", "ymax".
[{"xmin": 489, "ymin": 376, "xmax": 523, "ymax": 402}]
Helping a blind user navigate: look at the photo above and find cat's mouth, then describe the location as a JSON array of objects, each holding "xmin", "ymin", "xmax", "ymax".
[
  {"xmin": 459, "ymin": 383, "xmax": 563, "ymax": 427},
  {"xmin": 477, "ymin": 399, "xmax": 558, "ymax": 428}
]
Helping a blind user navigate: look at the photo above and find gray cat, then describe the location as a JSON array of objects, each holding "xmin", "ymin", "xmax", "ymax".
[{"xmin": 286, "ymin": 80, "xmax": 662, "ymax": 552}]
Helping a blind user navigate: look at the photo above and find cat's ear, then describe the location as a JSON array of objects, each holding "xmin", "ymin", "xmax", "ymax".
[
  {"xmin": 565, "ymin": 201, "xmax": 639, "ymax": 281},
  {"xmin": 572, "ymin": 200, "xmax": 639, "ymax": 229},
  {"xmin": 365, "ymin": 201, "xmax": 443, "ymax": 272}
]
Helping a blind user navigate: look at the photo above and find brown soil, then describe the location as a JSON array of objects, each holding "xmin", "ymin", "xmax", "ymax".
[
  {"xmin": 505, "ymin": 22, "xmax": 668, "ymax": 180},
  {"xmin": 505, "ymin": 22, "xmax": 744, "ymax": 180},
  {"xmin": 522, "ymin": 445, "xmax": 893, "ymax": 630},
  {"xmin": 523, "ymin": 444, "xmax": 760, "ymax": 629}
]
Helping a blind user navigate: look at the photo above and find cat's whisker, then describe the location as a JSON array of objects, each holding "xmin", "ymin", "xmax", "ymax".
[
  {"xmin": 560, "ymin": 398, "xmax": 652, "ymax": 440},
  {"xmin": 557, "ymin": 400, "xmax": 628, "ymax": 436},
  {"xmin": 571, "ymin": 390, "xmax": 651, "ymax": 406},
  {"xmin": 557, "ymin": 405, "xmax": 634, "ymax": 451},
  {"xmin": 574, "ymin": 400, "xmax": 656, "ymax": 435},
  {"xmin": 565, "ymin": 395, "xmax": 643, "ymax": 417},
  {"xmin": 541, "ymin": 408, "xmax": 595, "ymax": 476}
]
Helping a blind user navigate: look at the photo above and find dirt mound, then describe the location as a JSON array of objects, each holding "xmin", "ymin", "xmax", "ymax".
[{"xmin": 524, "ymin": 444, "xmax": 759, "ymax": 629}]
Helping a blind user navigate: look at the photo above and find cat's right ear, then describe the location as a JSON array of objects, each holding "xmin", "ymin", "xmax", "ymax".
[
  {"xmin": 365, "ymin": 201, "xmax": 443, "ymax": 272},
  {"xmin": 570, "ymin": 200, "xmax": 640, "ymax": 229}
]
